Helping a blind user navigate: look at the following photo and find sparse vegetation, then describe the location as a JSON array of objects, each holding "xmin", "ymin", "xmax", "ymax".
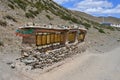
[
  {"xmin": 8, "ymin": 4, "xmax": 15, "ymax": 9},
  {"xmin": 28, "ymin": 10, "xmax": 39, "ymax": 16},
  {"xmin": 35, "ymin": 1, "xmax": 45, "ymax": 11},
  {"xmin": 7, "ymin": 0, "xmax": 84, "ymax": 24},
  {"xmin": 93, "ymin": 26, "xmax": 99, "ymax": 30},
  {"xmin": 0, "ymin": 40, "xmax": 4, "ymax": 46},
  {"xmin": 105, "ymin": 26, "xmax": 115, "ymax": 31},
  {"xmin": 94, "ymin": 26, "xmax": 105, "ymax": 33},
  {"xmin": 46, "ymin": 15, "xmax": 53, "ymax": 20},
  {"xmin": 0, "ymin": 20, "xmax": 7, "ymax": 26},
  {"xmin": 117, "ymin": 39, "xmax": 120, "ymax": 42},
  {"xmin": 60, "ymin": 14, "xmax": 71, "ymax": 20},
  {"xmin": 98, "ymin": 28, "xmax": 105, "ymax": 33},
  {"xmin": 99, "ymin": 25, "xmax": 115, "ymax": 31},
  {"xmin": 25, "ymin": 12, "xmax": 35, "ymax": 18},
  {"xmin": 115, "ymin": 27, "xmax": 120, "ymax": 31},
  {"xmin": 4, "ymin": 15, "xmax": 17, "ymax": 22},
  {"xmin": 12, "ymin": 0, "xmax": 27, "ymax": 11},
  {"xmin": 82, "ymin": 23, "xmax": 91, "ymax": 29},
  {"xmin": 71, "ymin": 17, "xmax": 81, "ymax": 24}
]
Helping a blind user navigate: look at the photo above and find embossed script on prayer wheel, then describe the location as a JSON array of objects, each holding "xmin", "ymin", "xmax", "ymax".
[{"xmin": 68, "ymin": 32, "xmax": 76, "ymax": 43}]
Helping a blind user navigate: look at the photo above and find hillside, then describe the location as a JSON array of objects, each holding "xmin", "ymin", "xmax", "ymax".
[
  {"xmin": 0, "ymin": 0, "xmax": 93, "ymax": 50},
  {"xmin": 0, "ymin": 0, "xmax": 84, "ymax": 26}
]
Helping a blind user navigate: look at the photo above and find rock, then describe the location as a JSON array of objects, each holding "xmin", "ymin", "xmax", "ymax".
[
  {"xmin": 6, "ymin": 62, "xmax": 13, "ymax": 65},
  {"xmin": 59, "ymin": 54, "xmax": 65, "ymax": 57},
  {"xmin": 7, "ymin": 62, "xmax": 15, "ymax": 69},
  {"xmin": 117, "ymin": 39, "xmax": 120, "ymax": 42},
  {"xmin": 19, "ymin": 43, "xmax": 87, "ymax": 69},
  {"xmin": 10, "ymin": 63, "xmax": 15, "ymax": 69},
  {"xmin": 22, "ymin": 57, "xmax": 37, "ymax": 64},
  {"xmin": 23, "ymin": 52, "xmax": 29, "ymax": 57},
  {"xmin": 21, "ymin": 50, "xmax": 29, "ymax": 57},
  {"xmin": 36, "ymin": 51, "xmax": 41, "ymax": 55}
]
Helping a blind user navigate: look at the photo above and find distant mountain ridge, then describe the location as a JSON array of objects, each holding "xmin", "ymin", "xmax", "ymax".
[{"xmin": 72, "ymin": 11, "xmax": 120, "ymax": 24}]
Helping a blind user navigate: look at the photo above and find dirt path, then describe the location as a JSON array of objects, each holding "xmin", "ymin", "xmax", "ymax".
[
  {"xmin": 37, "ymin": 47, "xmax": 120, "ymax": 80},
  {"xmin": 0, "ymin": 46, "xmax": 120, "ymax": 80},
  {"xmin": 0, "ymin": 47, "xmax": 120, "ymax": 80},
  {"xmin": 0, "ymin": 53, "xmax": 31, "ymax": 80}
]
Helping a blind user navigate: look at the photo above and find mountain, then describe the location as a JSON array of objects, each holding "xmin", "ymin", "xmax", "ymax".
[
  {"xmin": 98, "ymin": 16, "xmax": 120, "ymax": 24},
  {"xmin": 72, "ymin": 11, "xmax": 120, "ymax": 24}
]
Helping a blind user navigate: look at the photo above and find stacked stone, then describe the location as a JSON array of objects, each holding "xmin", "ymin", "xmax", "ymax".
[{"xmin": 19, "ymin": 43, "xmax": 87, "ymax": 69}]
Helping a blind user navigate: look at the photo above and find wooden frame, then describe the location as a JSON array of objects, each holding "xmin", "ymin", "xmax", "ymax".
[{"xmin": 18, "ymin": 27, "xmax": 87, "ymax": 51}]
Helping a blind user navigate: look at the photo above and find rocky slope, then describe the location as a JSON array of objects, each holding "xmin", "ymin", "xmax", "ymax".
[{"xmin": 0, "ymin": 0, "xmax": 85, "ymax": 26}]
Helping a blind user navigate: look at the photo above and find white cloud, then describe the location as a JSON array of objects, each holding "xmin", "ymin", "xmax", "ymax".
[
  {"xmin": 75, "ymin": 0, "xmax": 113, "ymax": 9},
  {"xmin": 103, "ymin": 5, "xmax": 120, "ymax": 14},
  {"xmin": 53, "ymin": 0, "xmax": 120, "ymax": 17},
  {"xmin": 68, "ymin": 0, "xmax": 120, "ymax": 15},
  {"xmin": 53, "ymin": 0, "xmax": 74, "ymax": 4}
]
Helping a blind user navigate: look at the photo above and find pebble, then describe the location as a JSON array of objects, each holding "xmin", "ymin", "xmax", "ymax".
[
  {"xmin": 23, "ymin": 52, "xmax": 29, "ymax": 57},
  {"xmin": 10, "ymin": 63, "xmax": 15, "ymax": 69}
]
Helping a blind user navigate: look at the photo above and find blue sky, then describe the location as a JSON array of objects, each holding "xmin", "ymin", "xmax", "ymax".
[{"xmin": 53, "ymin": 0, "xmax": 120, "ymax": 18}]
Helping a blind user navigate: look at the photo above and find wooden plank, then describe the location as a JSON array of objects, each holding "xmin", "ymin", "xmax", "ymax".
[
  {"xmin": 35, "ymin": 28, "xmax": 68, "ymax": 33},
  {"xmin": 22, "ymin": 35, "xmax": 36, "ymax": 44}
]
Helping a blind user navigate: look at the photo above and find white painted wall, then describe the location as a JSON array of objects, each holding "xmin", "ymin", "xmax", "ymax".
[{"xmin": 111, "ymin": 24, "xmax": 120, "ymax": 27}]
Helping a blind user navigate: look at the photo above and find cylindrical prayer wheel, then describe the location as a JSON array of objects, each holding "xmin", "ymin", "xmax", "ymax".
[
  {"xmin": 42, "ymin": 33, "xmax": 47, "ymax": 45},
  {"xmin": 50, "ymin": 33, "xmax": 55, "ymax": 43},
  {"xmin": 68, "ymin": 32, "xmax": 75, "ymax": 42},
  {"xmin": 47, "ymin": 33, "xmax": 50, "ymax": 44},
  {"xmin": 55, "ymin": 33, "xmax": 58, "ymax": 43},
  {"xmin": 36, "ymin": 34, "xmax": 42, "ymax": 46},
  {"xmin": 57, "ymin": 33, "xmax": 61, "ymax": 42}
]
